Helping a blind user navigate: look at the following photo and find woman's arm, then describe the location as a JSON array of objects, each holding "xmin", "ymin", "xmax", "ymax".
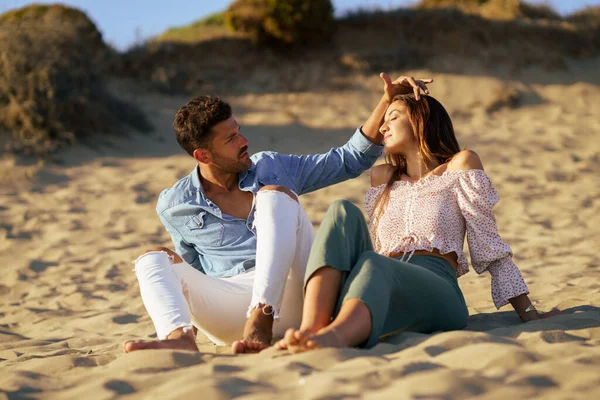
[{"xmin": 451, "ymin": 152, "xmax": 562, "ymax": 322}]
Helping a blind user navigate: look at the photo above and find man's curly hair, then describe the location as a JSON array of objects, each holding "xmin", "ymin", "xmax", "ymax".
[{"xmin": 173, "ymin": 96, "xmax": 232, "ymax": 156}]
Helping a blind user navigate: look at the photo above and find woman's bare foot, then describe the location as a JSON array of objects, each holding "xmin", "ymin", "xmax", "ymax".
[
  {"xmin": 283, "ymin": 327, "xmax": 346, "ymax": 354},
  {"xmin": 232, "ymin": 306, "xmax": 273, "ymax": 354},
  {"xmin": 275, "ymin": 338, "xmax": 288, "ymax": 350},
  {"xmin": 231, "ymin": 339, "xmax": 269, "ymax": 354}
]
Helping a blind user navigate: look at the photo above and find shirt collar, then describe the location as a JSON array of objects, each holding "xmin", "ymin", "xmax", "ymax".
[{"xmin": 190, "ymin": 163, "xmax": 257, "ymax": 199}]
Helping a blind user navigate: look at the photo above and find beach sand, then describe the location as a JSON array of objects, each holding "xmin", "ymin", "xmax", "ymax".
[{"xmin": 1, "ymin": 65, "xmax": 600, "ymax": 399}]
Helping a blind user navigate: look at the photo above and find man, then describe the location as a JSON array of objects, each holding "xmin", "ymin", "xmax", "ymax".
[{"xmin": 123, "ymin": 74, "xmax": 432, "ymax": 354}]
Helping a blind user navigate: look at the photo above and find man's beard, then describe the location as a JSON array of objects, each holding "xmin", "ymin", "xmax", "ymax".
[{"xmin": 211, "ymin": 149, "xmax": 251, "ymax": 174}]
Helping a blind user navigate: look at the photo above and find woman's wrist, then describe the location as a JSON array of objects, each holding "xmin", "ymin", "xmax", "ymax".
[
  {"xmin": 508, "ymin": 294, "xmax": 536, "ymax": 321},
  {"xmin": 381, "ymin": 94, "xmax": 392, "ymax": 104},
  {"xmin": 517, "ymin": 304, "xmax": 538, "ymax": 322}
]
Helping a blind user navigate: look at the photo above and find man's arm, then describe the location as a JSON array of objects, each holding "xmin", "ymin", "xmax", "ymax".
[
  {"xmin": 272, "ymin": 73, "xmax": 433, "ymax": 195},
  {"xmin": 272, "ymin": 129, "xmax": 382, "ymax": 195}
]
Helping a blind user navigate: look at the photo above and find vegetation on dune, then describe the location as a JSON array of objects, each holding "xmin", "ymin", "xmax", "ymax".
[
  {"xmin": 155, "ymin": 0, "xmax": 596, "ymax": 47},
  {"xmin": 224, "ymin": 0, "xmax": 335, "ymax": 46},
  {"xmin": 566, "ymin": 6, "xmax": 600, "ymax": 27},
  {"xmin": 0, "ymin": 4, "xmax": 151, "ymax": 155},
  {"xmin": 416, "ymin": 0, "xmax": 561, "ymax": 20},
  {"xmin": 115, "ymin": 0, "xmax": 599, "ymax": 96},
  {"xmin": 0, "ymin": 3, "xmax": 107, "ymax": 52},
  {"xmin": 157, "ymin": 12, "xmax": 233, "ymax": 43}
]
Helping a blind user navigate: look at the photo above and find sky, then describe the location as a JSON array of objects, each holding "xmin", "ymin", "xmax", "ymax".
[{"xmin": 1, "ymin": 0, "xmax": 598, "ymax": 50}]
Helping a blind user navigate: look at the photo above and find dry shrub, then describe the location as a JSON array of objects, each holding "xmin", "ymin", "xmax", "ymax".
[
  {"xmin": 225, "ymin": 0, "xmax": 335, "ymax": 46},
  {"xmin": 417, "ymin": 0, "xmax": 560, "ymax": 20},
  {"xmin": 0, "ymin": 5, "xmax": 151, "ymax": 155},
  {"xmin": 519, "ymin": 2, "xmax": 561, "ymax": 21},
  {"xmin": 567, "ymin": 6, "xmax": 600, "ymax": 27},
  {"xmin": 336, "ymin": 5, "xmax": 599, "ymax": 74},
  {"xmin": 0, "ymin": 4, "xmax": 107, "ymax": 56}
]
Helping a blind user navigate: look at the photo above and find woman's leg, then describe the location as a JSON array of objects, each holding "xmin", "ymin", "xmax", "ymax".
[
  {"xmin": 287, "ymin": 254, "xmax": 469, "ymax": 352},
  {"xmin": 278, "ymin": 199, "xmax": 374, "ymax": 351}
]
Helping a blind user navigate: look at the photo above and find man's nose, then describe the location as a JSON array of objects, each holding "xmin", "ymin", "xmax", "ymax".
[{"xmin": 238, "ymin": 134, "xmax": 249, "ymax": 147}]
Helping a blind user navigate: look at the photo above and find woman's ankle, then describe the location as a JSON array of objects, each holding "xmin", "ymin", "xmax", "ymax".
[{"xmin": 299, "ymin": 322, "xmax": 329, "ymax": 335}]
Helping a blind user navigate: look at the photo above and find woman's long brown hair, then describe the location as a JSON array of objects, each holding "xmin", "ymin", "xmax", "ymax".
[{"xmin": 371, "ymin": 94, "xmax": 461, "ymax": 231}]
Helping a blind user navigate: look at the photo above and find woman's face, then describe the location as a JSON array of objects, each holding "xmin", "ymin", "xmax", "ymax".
[{"xmin": 380, "ymin": 101, "xmax": 415, "ymax": 154}]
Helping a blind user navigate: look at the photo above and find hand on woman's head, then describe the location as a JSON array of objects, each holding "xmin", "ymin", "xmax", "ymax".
[{"xmin": 380, "ymin": 73, "xmax": 433, "ymax": 102}]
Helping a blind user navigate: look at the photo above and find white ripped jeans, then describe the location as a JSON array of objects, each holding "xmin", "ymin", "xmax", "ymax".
[{"xmin": 132, "ymin": 190, "xmax": 315, "ymax": 345}]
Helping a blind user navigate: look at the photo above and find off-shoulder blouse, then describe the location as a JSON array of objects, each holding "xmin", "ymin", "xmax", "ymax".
[{"xmin": 364, "ymin": 169, "xmax": 528, "ymax": 309}]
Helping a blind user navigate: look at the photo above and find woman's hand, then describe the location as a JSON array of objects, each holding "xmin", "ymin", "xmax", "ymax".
[
  {"xmin": 519, "ymin": 307, "xmax": 562, "ymax": 323},
  {"xmin": 509, "ymin": 294, "xmax": 562, "ymax": 323},
  {"xmin": 380, "ymin": 73, "xmax": 433, "ymax": 102}
]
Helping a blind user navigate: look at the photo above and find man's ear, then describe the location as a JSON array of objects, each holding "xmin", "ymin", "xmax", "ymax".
[{"xmin": 193, "ymin": 148, "xmax": 211, "ymax": 164}]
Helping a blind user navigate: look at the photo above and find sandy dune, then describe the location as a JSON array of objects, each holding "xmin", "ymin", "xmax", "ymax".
[{"xmin": 1, "ymin": 65, "xmax": 600, "ymax": 399}]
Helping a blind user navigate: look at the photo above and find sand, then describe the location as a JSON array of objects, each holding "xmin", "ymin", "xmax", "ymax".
[{"xmin": 1, "ymin": 64, "xmax": 600, "ymax": 399}]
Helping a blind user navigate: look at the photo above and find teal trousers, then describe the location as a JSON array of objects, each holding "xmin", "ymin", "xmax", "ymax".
[{"xmin": 305, "ymin": 200, "xmax": 469, "ymax": 348}]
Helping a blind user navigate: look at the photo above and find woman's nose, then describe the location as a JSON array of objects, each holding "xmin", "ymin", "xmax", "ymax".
[{"xmin": 379, "ymin": 124, "xmax": 388, "ymax": 135}]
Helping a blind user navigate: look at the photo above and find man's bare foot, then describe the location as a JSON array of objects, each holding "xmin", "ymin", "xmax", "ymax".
[
  {"xmin": 123, "ymin": 328, "xmax": 198, "ymax": 353},
  {"xmin": 123, "ymin": 336, "xmax": 198, "ymax": 353},
  {"xmin": 283, "ymin": 327, "xmax": 346, "ymax": 354},
  {"xmin": 232, "ymin": 306, "xmax": 274, "ymax": 354}
]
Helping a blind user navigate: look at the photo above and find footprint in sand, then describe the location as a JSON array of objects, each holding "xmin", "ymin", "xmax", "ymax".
[
  {"xmin": 28, "ymin": 260, "xmax": 58, "ymax": 273},
  {"xmin": 132, "ymin": 183, "xmax": 154, "ymax": 204},
  {"xmin": 104, "ymin": 380, "xmax": 136, "ymax": 395},
  {"xmin": 112, "ymin": 314, "xmax": 140, "ymax": 324}
]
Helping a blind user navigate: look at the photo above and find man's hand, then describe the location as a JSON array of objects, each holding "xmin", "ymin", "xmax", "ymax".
[{"xmin": 380, "ymin": 73, "xmax": 433, "ymax": 102}]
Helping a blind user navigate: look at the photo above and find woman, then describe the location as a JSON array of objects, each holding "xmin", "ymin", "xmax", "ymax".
[{"xmin": 277, "ymin": 75, "xmax": 559, "ymax": 353}]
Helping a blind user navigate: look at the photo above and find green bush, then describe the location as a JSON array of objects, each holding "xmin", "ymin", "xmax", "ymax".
[
  {"xmin": 0, "ymin": 4, "xmax": 151, "ymax": 155},
  {"xmin": 225, "ymin": 0, "xmax": 335, "ymax": 46}
]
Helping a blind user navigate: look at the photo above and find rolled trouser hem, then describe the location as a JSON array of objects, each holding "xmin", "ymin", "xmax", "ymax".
[
  {"xmin": 340, "ymin": 294, "xmax": 385, "ymax": 349},
  {"xmin": 156, "ymin": 323, "xmax": 195, "ymax": 340},
  {"xmin": 246, "ymin": 299, "xmax": 280, "ymax": 320}
]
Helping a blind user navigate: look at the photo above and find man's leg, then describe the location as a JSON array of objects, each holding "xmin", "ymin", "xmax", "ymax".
[
  {"xmin": 124, "ymin": 248, "xmax": 198, "ymax": 352},
  {"xmin": 232, "ymin": 185, "xmax": 315, "ymax": 353},
  {"xmin": 125, "ymin": 248, "xmax": 257, "ymax": 352}
]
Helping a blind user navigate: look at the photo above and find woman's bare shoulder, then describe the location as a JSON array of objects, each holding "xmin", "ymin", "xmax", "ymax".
[
  {"xmin": 370, "ymin": 164, "xmax": 395, "ymax": 187},
  {"xmin": 447, "ymin": 150, "xmax": 484, "ymax": 171}
]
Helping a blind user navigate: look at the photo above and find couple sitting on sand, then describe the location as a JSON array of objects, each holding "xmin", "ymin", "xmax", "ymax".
[{"xmin": 124, "ymin": 73, "xmax": 559, "ymax": 355}]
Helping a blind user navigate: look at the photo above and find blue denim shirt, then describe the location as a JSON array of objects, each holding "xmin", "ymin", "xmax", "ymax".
[{"xmin": 156, "ymin": 128, "xmax": 383, "ymax": 278}]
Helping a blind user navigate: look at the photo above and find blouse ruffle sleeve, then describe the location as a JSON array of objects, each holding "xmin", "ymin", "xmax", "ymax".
[{"xmin": 455, "ymin": 170, "xmax": 529, "ymax": 309}]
